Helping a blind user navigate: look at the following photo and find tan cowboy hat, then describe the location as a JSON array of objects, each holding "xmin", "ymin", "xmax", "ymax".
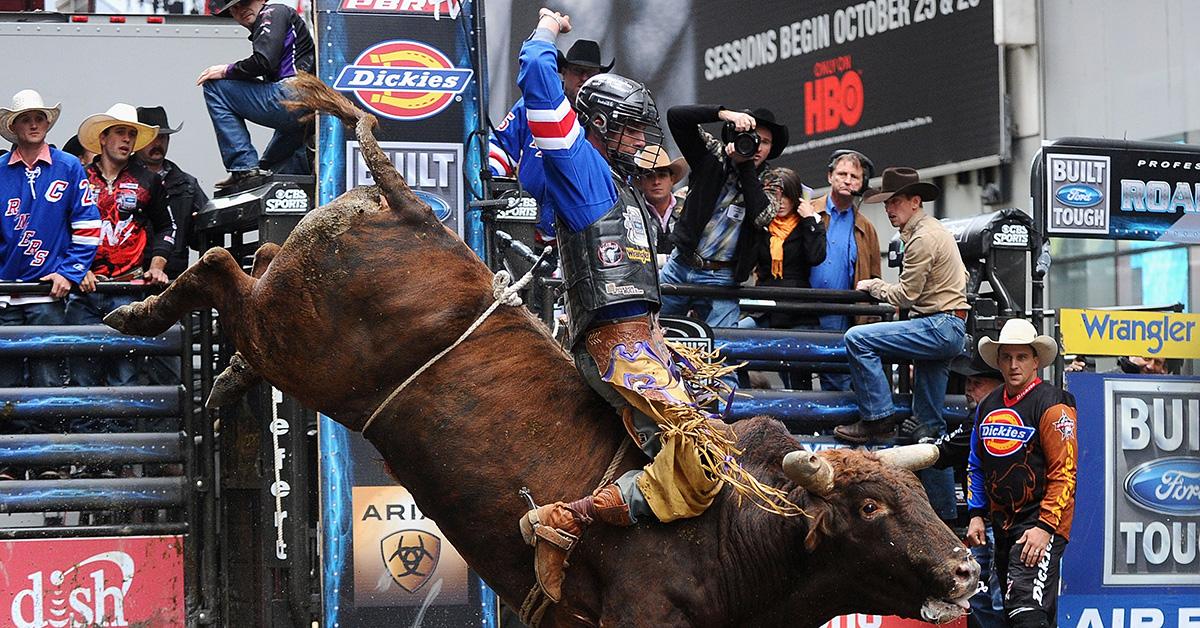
[
  {"xmin": 0, "ymin": 90, "xmax": 61, "ymax": 144},
  {"xmin": 634, "ymin": 146, "xmax": 688, "ymax": 184},
  {"xmin": 977, "ymin": 318, "xmax": 1059, "ymax": 370},
  {"xmin": 863, "ymin": 166, "xmax": 940, "ymax": 204},
  {"xmin": 77, "ymin": 103, "xmax": 159, "ymax": 154}
]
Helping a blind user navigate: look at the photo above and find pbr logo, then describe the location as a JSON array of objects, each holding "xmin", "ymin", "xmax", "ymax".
[
  {"xmin": 339, "ymin": 0, "xmax": 461, "ymax": 18},
  {"xmin": 334, "ymin": 40, "xmax": 473, "ymax": 121},
  {"xmin": 1046, "ymin": 153, "xmax": 1110, "ymax": 236},
  {"xmin": 978, "ymin": 408, "xmax": 1035, "ymax": 457},
  {"xmin": 380, "ymin": 529, "xmax": 441, "ymax": 593}
]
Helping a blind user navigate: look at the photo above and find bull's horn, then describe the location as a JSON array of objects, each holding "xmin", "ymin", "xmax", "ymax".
[
  {"xmin": 782, "ymin": 451, "xmax": 835, "ymax": 496},
  {"xmin": 875, "ymin": 444, "xmax": 940, "ymax": 471}
]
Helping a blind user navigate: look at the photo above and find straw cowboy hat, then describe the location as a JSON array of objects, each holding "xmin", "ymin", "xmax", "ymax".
[
  {"xmin": 863, "ymin": 167, "xmax": 940, "ymax": 204},
  {"xmin": 977, "ymin": 318, "xmax": 1059, "ymax": 369},
  {"xmin": 634, "ymin": 147, "xmax": 688, "ymax": 184},
  {"xmin": 0, "ymin": 89, "xmax": 61, "ymax": 144},
  {"xmin": 77, "ymin": 103, "xmax": 159, "ymax": 154}
]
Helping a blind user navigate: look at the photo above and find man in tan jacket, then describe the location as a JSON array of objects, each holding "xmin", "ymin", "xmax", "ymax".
[
  {"xmin": 834, "ymin": 167, "xmax": 968, "ymax": 447},
  {"xmin": 810, "ymin": 149, "xmax": 881, "ymax": 391}
]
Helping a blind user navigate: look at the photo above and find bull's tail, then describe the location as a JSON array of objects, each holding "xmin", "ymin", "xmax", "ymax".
[{"xmin": 282, "ymin": 72, "xmax": 425, "ymax": 218}]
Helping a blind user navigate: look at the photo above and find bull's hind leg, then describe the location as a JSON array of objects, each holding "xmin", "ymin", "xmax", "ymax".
[
  {"xmin": 204, "ymin": 243, "xmax": 279, "ymax": 407},
  {"xmin": 104, "ymin": 247, "xmax": 255, "ymax": 337}
]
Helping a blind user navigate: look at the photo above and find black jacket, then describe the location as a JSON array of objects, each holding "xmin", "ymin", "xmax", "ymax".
[
  {"xmin": 228, "ymin": 3, "xmax": 315, "ymax": 82},
  {"xmin": 750, "ymin": 215, "xmax": 826, "ymax": 327},
  {"xmin": 156, "ymin": 159, "xmax": 208, "ymax": 278},
  {"xmin": 667, "ymin": 105, "xmax": 771, "ymax": 284}
]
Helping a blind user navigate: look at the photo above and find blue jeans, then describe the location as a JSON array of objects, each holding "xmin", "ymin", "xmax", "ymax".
[
  {"xmin": 844, "ymin": 313, "xmax": 966, "ymax": 425},
  {"xmin": 203, "ymin": 78, "xmax": 306, "ymax": 173},
  {"xmin": 0, "ymin": 301, "xmax": 68, "ymax": 434},
  {"xmin": 66, "ymin": 292, "xmax": 139, "ymax": 433},
  {"xmin": 968, "ymin": 525, "xmax": 1007, "ymax": 628},
  {"xmin": 658, "ymin": 251, "xmax": 740, "ymax": 328}
]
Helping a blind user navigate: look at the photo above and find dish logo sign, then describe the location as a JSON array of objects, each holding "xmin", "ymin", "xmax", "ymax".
[
  {"xmin": 333, "ymin": 40, "xmax": 473, "ymax": 121},
  {"xmin": 3, "ymin": 536, "xmax": 184, "ymax": 627},
  {"xmin": 804, "ymin": 55, "xmax": 862, "ymax": 135},
  {"xmin": 339, "ymin": 0, "xmax": 461, "ymax": 17},
  {"xmin": 1046, "ymin": 153, "xmax": 1110, "ymax": 236}
]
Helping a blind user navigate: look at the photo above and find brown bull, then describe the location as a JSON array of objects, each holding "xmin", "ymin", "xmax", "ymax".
[{"xmin": 104, "ymin": 75, "xmax": 977, "ymax": 626}]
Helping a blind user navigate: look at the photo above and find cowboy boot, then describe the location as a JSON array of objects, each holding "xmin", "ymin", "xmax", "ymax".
[{"xmin": 519, "ymin": 484, "xmax": 632, "ymax": 601}]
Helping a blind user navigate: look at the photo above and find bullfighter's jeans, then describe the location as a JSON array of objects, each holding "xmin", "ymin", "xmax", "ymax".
[
  {"xmin": 203, "ymin": 78, "xmax": 306, "ymax": 174},
  {"xmin": 844, "ymin": 313, "xmax": 966, "ymax": 519}
]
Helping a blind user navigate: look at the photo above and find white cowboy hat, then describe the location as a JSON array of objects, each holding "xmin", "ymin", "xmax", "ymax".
[
  {"xmin": 977, "ymin": 318, "xmax": 1059, "ymax": 370},
  {"xmin": 0, "ymin": 90, "xmax": 61, "ymax": 144},
  {"xmin": 77, "ymin": 103, "xmax": 159, "ymax": 155}
]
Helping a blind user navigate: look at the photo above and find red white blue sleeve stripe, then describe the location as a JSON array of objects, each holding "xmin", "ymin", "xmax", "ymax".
[
  {"xmin": 70, "ymin": 219, "xmax": 101, "ymax": 247},
  {"xmin": 526, "ymin": 99, "xmax": 582, "ymax": 151}
]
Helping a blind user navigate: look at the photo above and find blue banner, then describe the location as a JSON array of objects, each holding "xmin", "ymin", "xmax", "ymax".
[{"xmin": 1059, "ymin": 373, "xmax": 1200, "ymax": 628}]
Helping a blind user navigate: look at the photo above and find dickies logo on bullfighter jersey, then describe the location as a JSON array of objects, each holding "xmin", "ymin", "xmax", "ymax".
[
  {"xmin": 979, "ymin": 408, "xmax": 1036, "ymax": 457},
  {"xmin": 333, "ymin": 41, "xmax": 473, "ymax": 121}
]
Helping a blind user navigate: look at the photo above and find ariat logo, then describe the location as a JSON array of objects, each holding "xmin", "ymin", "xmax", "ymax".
[
  {"xmin": 333, "ymin": 41, "xmax": 473, "ymax": 121},
  {"xmin": 380, "ymin": 529, "xmax": 441, "ymax": 593}
]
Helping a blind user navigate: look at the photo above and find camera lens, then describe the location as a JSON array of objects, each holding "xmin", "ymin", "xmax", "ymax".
[{"xmin": 732, "ymin": 131, "xmax": 759, "ymax": 158}]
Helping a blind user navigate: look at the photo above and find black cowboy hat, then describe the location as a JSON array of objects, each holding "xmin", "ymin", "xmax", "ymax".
[
  {"xmin": 863, "ymin": 166, "xmax": 940, "ymax": 204},
  {"xmin": 556, "ymin": 39, "xmax": 615, "ymax": 73},
  {"xmin": 212, "ymin": 0, "xmax": 246, "ymax": 15},
  {"xmin": 721, "ymin": 107, "xmax": 789, "ymax": 161},
  {"xmin": 137, "ymin": 106, "xmax": 183, "ymax": 135},
  {"xmin": 950, "ymin": 354, "xmax": 1002, "ymax": 380}
]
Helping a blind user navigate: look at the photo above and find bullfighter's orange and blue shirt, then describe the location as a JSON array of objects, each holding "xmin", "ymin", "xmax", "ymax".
[{"xmin": 966, "ymin": 379, "xmax": 1078, "ymax": 539}]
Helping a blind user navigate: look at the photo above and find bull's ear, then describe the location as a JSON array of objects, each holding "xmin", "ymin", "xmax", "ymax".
[{"xmin": 803, "ymin": 501, "xmax": 833, "ymax": 552}]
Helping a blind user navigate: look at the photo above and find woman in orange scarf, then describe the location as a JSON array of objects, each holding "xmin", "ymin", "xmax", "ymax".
[{"xmin": 740, "ymin": 167, "xmax": 827, "ymax": 329}]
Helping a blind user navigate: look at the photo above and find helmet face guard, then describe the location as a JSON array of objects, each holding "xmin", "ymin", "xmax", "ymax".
[{"xmin": 577, "ymin": 74, "xmax": 665, "ymax": 178}]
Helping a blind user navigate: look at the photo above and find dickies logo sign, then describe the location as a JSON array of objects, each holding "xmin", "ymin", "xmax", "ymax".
[
  {"xmin": 333, "ymin": 41, "xmax": 473, "ymax": 121},
  {"xmin": 978, "ymin": 408, "xmax": 1035, "ymax": 457},
  {"xmin": 339, "ymin": 0, "xmax": 461, "ymax": 18}
]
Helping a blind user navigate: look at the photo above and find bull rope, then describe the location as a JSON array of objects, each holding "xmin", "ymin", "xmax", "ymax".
[{"xmin": 361, "ymin": 247, "xmax": 553, "ymax": 435}]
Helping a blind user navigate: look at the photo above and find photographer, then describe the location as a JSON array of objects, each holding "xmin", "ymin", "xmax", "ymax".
[{"xmin": 660, "ymin": 105, "xmax": 786, "ymax": 327}]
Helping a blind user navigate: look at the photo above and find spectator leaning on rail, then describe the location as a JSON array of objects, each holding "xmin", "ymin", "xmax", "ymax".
[
  {"xmin": 69, "ymin": 104, "xmax": 175, "ymax": 396},
  {"xmin": 0, "ymin": 90, "xmax": 98, "ymax": 388},
  {"xmin": 198, "ymin": 0, "xmax": 315, "ymax": 187},
  {"xmin": 0, "ymin": 90, "xmax": 99, "ymax": 474},
  {"xmin": 489, "ymin": 38, "xmax": 615, "ymax": 243},
  {"xmin": 631, "ymin": 147, "xmax": 687, "ymax": 265},
  {"xmin": 808, "ymin": 148, "xmax": 881, "ymax": 391},
  {"xmin": 659, "ymin": 103, "xmax": 784, "ymax": 328},
  {"xmin": 739, "ymin": 167, "xmax": 826, "ymax": 329},
  {"xmin": 834, "ymin": 167, "xmax": 969, "ymax": 444},
  {"xmin": 968, "ymin": 318, "xmax": 1078, "ymax": 628}
]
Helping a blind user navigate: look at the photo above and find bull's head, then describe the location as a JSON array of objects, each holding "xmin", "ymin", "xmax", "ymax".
[{"xmin": 783, "ymin": 445, "xmax": 979, "ymax": 624}]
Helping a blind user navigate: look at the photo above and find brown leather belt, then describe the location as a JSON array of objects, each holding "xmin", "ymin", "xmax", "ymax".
[
  {"xmin": 914, "ymin": 309, "xmax": 969, "ymax": 320},
  {"xmin": 680, "ymin": 252, "xmax": 735, "ymax": 271}
]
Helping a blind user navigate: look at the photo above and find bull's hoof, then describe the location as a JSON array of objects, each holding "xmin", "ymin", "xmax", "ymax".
[
  {"xmin": 102, "ymin": 305, "xmax": 135, "ymax": 333},
  {"xmin": 206, "ymin": 353, "xmax": 259, "ymax": 408}
]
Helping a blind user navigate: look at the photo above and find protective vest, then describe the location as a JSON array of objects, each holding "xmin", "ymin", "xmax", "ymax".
[{"xmin": 556, "ymin": 177, "xmax": 660, "ymax": 347}]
